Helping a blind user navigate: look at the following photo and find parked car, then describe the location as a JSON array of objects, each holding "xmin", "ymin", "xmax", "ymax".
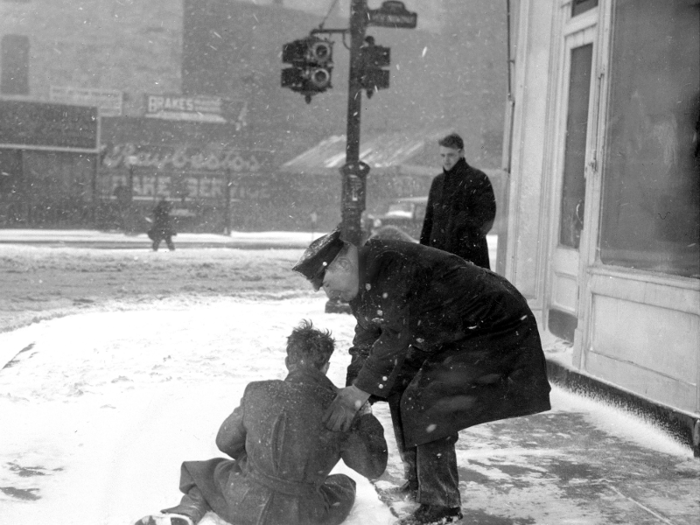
[{"xmin": 365, "ymin": 196, "xmax": 428, "ymax": 241}]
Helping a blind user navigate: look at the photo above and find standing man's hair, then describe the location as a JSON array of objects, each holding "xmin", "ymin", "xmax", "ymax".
[
  {"xmin": 438, "ymin": 133, "xmax": 464, "ymax": 150},
  {"xmin": 286, "ymin": 319, "xmax": 335, "ymax": 370}
]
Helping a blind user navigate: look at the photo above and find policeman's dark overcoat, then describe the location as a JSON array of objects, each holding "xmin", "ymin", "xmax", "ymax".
[
  {"xmin": 346, "ymin": 239, "xmax": 551, "ymax": 447},
  {"xmin": 173, "ymin": 368, "xmax": 387, "ymax": 525},
  {"xmin": 419, "ymin": 158, "xmax": 496, "ymax": 269}
]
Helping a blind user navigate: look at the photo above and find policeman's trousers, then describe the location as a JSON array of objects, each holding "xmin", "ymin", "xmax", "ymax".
[{"xmin": 388, "ymin": 393, "xmax": 461, "ymax": 508}]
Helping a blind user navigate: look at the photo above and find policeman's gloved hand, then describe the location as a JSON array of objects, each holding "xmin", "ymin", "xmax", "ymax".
[{"xmin": 323, "ymin": 385, "xmax": 371, "ymax": 432}]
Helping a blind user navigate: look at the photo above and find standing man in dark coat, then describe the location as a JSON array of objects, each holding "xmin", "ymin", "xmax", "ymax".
[
  {"xmin": 293, "ymin": 230, "xmax": 551, "ymax": 525},
  {"xmin": 135, "ymin": 320, "xmax": 387, "ymax": 525},
  {"xmin": 149, "ymin": 197, "xmax": 176, "ymax": 251},
  {"xmin": 420, "ymin": 132, "xmax": 496, "ymax": 269}
]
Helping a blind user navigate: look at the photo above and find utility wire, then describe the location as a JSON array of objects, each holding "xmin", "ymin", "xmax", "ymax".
[{"xmin": 319, "ymin": 0, "xmax": 342, "ymax": 30}]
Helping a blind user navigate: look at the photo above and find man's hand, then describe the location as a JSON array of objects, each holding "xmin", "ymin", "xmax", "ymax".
[{"xmin": 323, "ymin": 385, "xmax": 371, "ymax": 432}]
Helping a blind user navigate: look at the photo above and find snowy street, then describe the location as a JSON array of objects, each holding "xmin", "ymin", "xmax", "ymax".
[{"xmin": 0, "ymin": 243, "xmax": 698, "ymax": 525}]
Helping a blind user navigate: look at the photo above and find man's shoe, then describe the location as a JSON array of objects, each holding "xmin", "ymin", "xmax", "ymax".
[
  {"xmin": 134, "ymin": 513, "xmax": 194, "ymax": 525},
  {"xmin": 398, "ymin": 504, "xmax": 463, "ymax": 525}
]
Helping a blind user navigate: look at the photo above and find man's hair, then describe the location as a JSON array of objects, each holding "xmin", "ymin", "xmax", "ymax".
[
  {"xmin": 286, "ymin": 319, "xmax": 335, "ymax": 370},
  {"xmin": 438, "ymin": 132, "xmax": 464, "ymax": 150}
]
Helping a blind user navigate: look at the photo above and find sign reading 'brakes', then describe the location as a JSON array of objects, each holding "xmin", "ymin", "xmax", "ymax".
[{"xmin": 145, "ymin": 94, "xmax": 248, "ymax": 128}]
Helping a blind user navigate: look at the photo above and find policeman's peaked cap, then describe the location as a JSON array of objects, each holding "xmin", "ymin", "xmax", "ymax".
[{"xmin": 292, "ymin": 227, "xmax": 346, "ymax": 290}]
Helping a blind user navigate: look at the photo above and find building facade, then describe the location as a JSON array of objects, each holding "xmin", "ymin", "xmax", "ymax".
[
  {"xmin": 505, "ymin": 0, "xmax": 699, "ymax": 447},
  {"xmin": 0, "ymin": 0, "xmax": 185, "ymax": 228},
  {"xmin": 0, "ymin": 0, "xmax": 509, "ymax": 232}
]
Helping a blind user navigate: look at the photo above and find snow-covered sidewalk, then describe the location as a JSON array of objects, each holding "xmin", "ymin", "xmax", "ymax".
[
  {"xmin": 1, "ymin": 296, "xmax": 697, "ymax": 525},
  {"xmin": 0, "ymin": 297, "xmax": 394, "ymax": 525}
]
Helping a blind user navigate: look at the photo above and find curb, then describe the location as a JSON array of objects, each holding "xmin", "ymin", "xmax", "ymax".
[{"xmin": 546, "ymin": 359, "xmax": 700, "ymax": 458}]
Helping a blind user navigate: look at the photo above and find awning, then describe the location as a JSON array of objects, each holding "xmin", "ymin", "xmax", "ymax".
[{"xmin": 280, "ymin": 129, "xmax": 452, "ymax": 176}]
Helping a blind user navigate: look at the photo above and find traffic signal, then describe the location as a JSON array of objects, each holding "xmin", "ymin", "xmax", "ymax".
[
  {"xmin": 358, "ymin": 40, "xmax": 390, "ymax": 98},
  {"xmin": 281, "ymin": 37, "xmax": 334, "ymax": 103}
]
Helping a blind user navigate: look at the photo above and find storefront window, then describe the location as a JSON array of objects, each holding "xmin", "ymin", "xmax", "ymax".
[
  {"xmin": 599, "ymin": 0, "xmax": 700, "ymax": 278},
  {"xmin": 559, "ymin": 44, "xmax": 592, "ymax": 249}
]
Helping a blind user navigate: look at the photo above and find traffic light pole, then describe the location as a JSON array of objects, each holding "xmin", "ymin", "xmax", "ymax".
[
  {"xmin": 283, "ymin": 1, "xmax": 416, "ymax": 245},
  {"xmin": 340, "ymin": 0, "xmax": 370, "ymax": 245},
  {"xmin": 308, "ymin": 0, "xmax": 416, "ymax": 313}
]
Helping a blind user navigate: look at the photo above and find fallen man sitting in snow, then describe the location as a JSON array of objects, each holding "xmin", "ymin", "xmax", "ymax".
[{"xmin": 135, "ymin": 319, "xmax": 388, "ymax": 525}]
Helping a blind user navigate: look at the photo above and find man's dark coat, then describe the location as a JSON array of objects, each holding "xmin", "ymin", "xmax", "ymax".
[
  {"xmin": 347, "ymin": 239, "xmax": 551, "ymax": 447},
  {"xmin": 148, "ymin": 200, "xmax": 177, "ymax": 244},
  {"xmin": 420, "ymin": 158, "xmax": 496, "ymax": 269},
  {"xmin": 175, "ymin": 368, "xmax": 387, "ymax": 525}
]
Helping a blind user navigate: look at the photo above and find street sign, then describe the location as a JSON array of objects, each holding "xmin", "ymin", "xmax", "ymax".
[{"xmin": 368, "ymin": 1, "xmax": 417, "ymax": 29}]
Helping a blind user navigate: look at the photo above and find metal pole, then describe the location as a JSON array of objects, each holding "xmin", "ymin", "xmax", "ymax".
[
  {"xmin": 126, "ymin": 158, "xmax": 136, "ymax": 234},
  {"xmin": 92, "ymin": 152, "xmax": 98, "ymax": 226},
  {"xmin": 224, "ymin": 168, "xmax": 232, "ymax": 235},
  {"xmin": 347, "ymin": 0, "xmax": 365, "ymax": 167},
  {"xmin": 340, "ymin": 0, "xmax": 370, "ymax": 245},
  {"xmin": 326, "ymin": 0, "xmax": 369, "ymax": 313},
  {"xmin": 128, "ymin": 164, "xmax": 135, "ymax": 204}
]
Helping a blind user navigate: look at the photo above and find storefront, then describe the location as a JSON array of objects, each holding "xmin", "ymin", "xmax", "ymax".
[
  {"xmin": 97, "ymin": 116, "xmax": 280, "ymax": 232},
  {"xmin": 0, "ymin": 99, "xmax": 99, "ymax": 227},
  {"xmin": 505, "ymin": 0, "xmax": 699, "ymax": 446}
]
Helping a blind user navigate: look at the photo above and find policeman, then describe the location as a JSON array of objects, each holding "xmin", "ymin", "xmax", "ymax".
[{"xmin": 293, "ymin": 228, "xmax": 551, "ymax": 525}]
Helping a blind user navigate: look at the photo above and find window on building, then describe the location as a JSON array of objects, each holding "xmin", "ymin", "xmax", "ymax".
[
  {"xmin": 571, "ymin": 0, "xmax": 598, "ymax": 17},
  {"xmin": 599, "ymin": 0, "xmax": 699, "ymax": 278},
  {"xmin": 559, "ymin": 43, "xmax": 593, "ymax": 249},
  {"xmin": 1, "ymin": 35, "xmax": 30, "ymax": 95}
]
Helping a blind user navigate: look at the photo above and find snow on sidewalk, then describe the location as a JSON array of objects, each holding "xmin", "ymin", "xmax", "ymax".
[
  {"xmin": 2, "ymin": 295, "xmax": 695, "ymax": 525},
  {"xmin": 0, "ymin": 297, "xmax": 394, "ymax": 525}
]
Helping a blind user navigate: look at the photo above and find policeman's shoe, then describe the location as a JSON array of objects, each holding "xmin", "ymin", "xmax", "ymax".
[
  {"xmin": 398, "ymin": 504, "xmax": 463, "ymax": 525},
  {"xmin": 385, "ymin": 480, "xmax": 418, "ymax": 501},
  {"xmin": 134, "ymin": 513, "xmax": 194, "ymax": 525}
]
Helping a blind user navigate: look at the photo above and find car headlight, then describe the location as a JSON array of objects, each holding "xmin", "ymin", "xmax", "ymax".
[{"xmin": 373, "ymin": 218, "xmax": 382, "ymax": 228}]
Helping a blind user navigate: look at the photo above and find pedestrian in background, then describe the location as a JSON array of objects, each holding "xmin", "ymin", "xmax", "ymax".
[
  {"xmin": 149, "ymin": 197, "xmax": 176, "ymax": 251},
  {"xmin": 420, "ymin": 133, "xmax": 496, "ymax": 269},
  {"xmin": 113, "ymin": 183, "xmax": 133, "ymax": 233}
]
